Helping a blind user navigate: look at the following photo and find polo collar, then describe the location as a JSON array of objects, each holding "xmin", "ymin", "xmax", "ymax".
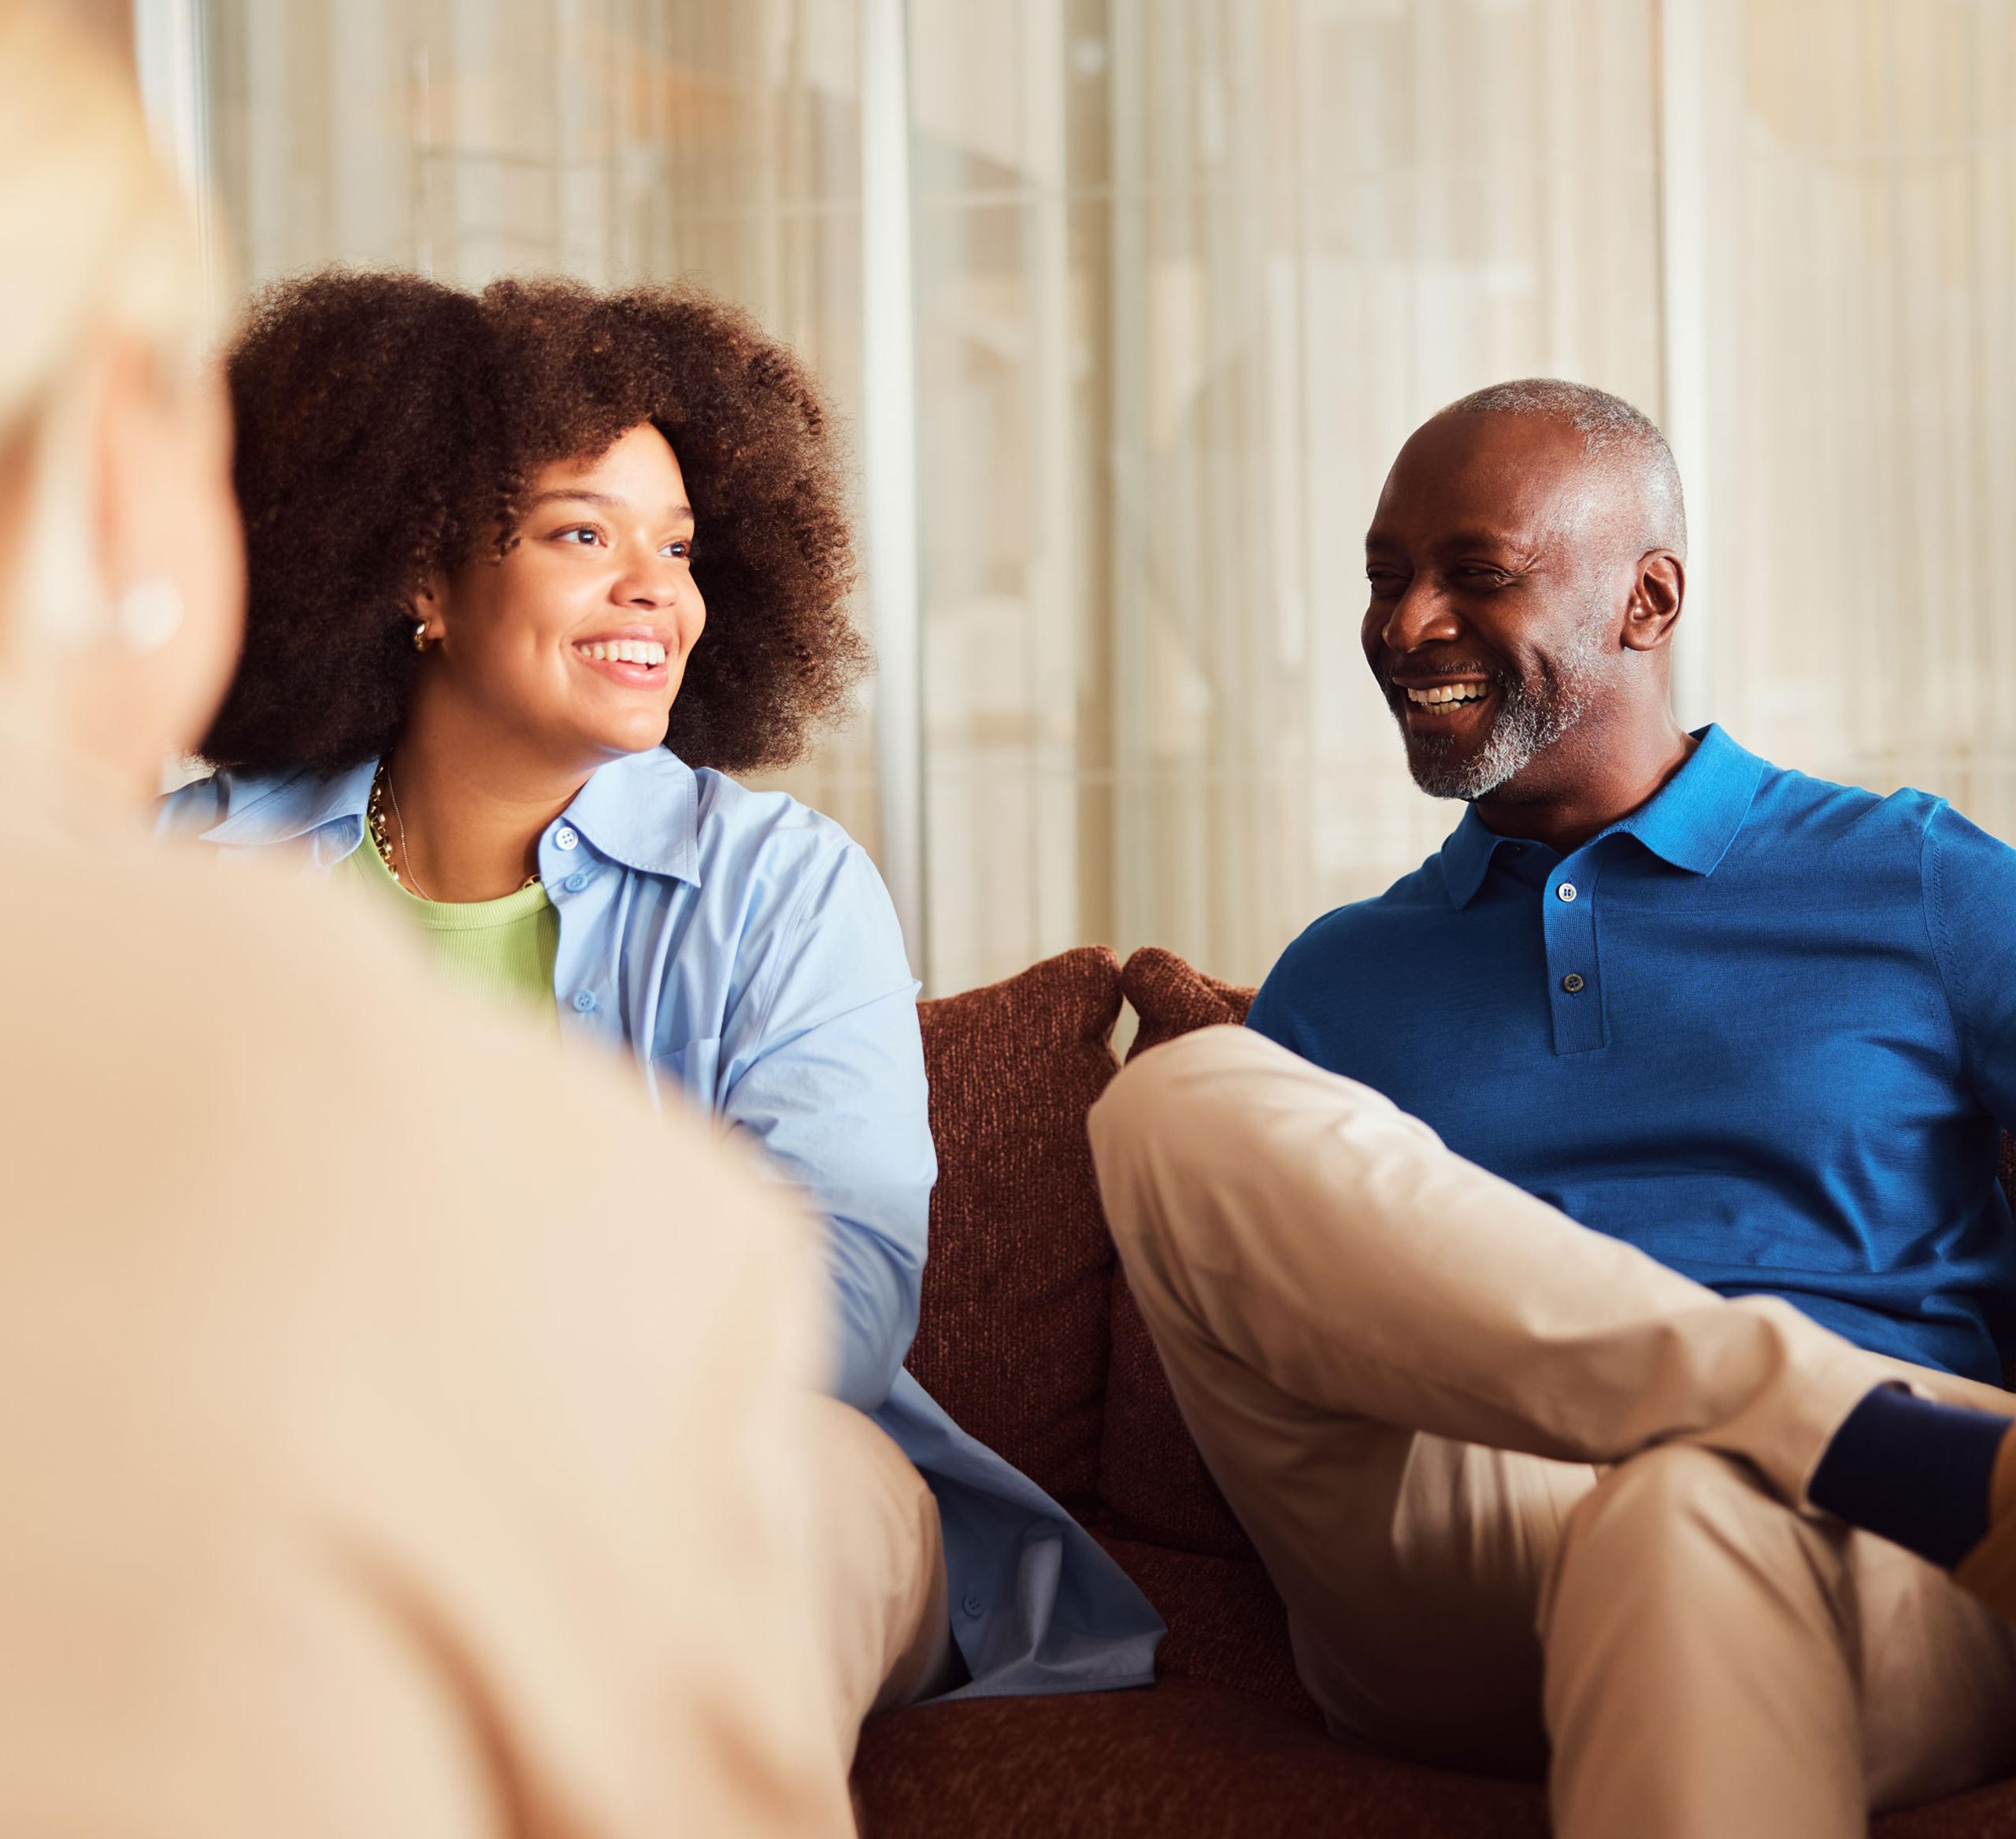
[
  {"xmin": 198, "ymin": 745, "xmax": 703, "ymax": 886},
  {"xmin": 1438, "ymin": 725, "xmax": 1764, "ymax": 909},
  {"xmin": 1437, "ymin": 809, "xmax": 1516, "ymax": 910},
  {"xmin": 1613, "ymin": 724, "xmax": 1765, "ymax": 877}
]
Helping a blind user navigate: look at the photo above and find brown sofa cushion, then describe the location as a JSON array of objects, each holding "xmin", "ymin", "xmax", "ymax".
[
  {"xmin": 1100, "ymin": 1276, "xmax": 1254, "ymax": 1559},
  {"xmin": 854, "ymin": 1679, "xmax": 1553, "ymax": 1839},
  {"xmin": 911, "ymin": 946, "xmax": 1125, "ymax": 1515},
  {"xmin": 1096, "ymin": 949, "xmax": 1260, "ymax": 1556},
  {"xmin": 854, "ymin": 1679, "xmax": 2016, "ymax": 1838},
  {"xmin": 1121, "ymin": 944, "xmax": 1255, "ymax": 1062},
  {"xmin": 1094, "ymin": 1533, "xmax": 1318, "ymax": 1726}
]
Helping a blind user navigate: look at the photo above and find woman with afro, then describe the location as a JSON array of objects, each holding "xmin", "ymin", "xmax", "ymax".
[{"xmin": 162, "ymin": 271, "xmax": 1162, "ymax": 1746}]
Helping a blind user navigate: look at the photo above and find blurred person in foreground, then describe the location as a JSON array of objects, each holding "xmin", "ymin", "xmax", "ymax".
[
  {"xmin": 1091, "ymin": 380, "xmax": 2016, "ymax": 1838},
  {"xmin": 0, "ymin": 6, "xmax": 852, "ymax": 1832},
  {"xmin": 158, "ymin": 272, "xmax": 1162, "ymax": 1726}
]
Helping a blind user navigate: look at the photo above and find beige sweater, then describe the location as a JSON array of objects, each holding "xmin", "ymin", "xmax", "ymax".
[{"xmin": 0, "ymin": 737, "xmax": 849, "ymax": 1837}]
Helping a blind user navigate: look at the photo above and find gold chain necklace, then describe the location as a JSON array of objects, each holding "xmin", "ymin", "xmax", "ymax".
[{"xmin": 368, "ymin": 763, "xmax": 540, "ymax": 897}]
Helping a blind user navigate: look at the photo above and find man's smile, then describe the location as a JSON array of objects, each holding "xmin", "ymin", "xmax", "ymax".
[{"xmin": 1391, "ymin": 677, "xmax": 1499, "ymax": 734}]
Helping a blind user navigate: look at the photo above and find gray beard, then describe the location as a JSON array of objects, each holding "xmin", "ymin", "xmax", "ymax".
[{"xmin": 1401, "ymin": 611, "xmax": 1610, "ymax": 801}]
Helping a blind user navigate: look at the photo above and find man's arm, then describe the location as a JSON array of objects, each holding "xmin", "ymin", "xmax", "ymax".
[{"xmin": 1925, "ymin": 802, "xmax": 2016, "ymax": 1123}]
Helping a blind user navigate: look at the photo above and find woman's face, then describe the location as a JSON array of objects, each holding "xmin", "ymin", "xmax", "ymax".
[{"xmin": 421, "ymin": 421, "xmax": 706, "ymax": 767}]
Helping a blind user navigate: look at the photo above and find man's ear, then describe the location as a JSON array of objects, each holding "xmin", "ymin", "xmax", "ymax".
[{"xmin": 1623, "ymin": 551, "xmax": 1684, "ymax": 653}]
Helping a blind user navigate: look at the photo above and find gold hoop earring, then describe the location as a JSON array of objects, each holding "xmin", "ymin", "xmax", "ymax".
[{"xmin": 413, "ymin": 621, "xmax": 431, "ymax": 653}]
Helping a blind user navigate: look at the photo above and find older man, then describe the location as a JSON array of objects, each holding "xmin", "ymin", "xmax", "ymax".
[{"xmin": 1089, "ymin": 380, "xmax": 2016, "ymax": 1838}]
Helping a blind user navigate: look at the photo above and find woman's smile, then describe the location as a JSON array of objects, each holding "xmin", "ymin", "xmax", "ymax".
[{"xmin": 572, "ymin": 626, "xmax": 673, "ymax": 689}]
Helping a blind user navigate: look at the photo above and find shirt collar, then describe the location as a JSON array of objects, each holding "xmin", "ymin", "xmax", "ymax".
[
  {"xmin": 562, "ymin": 747, "xmax": 702, "ymax": 884},
  {"xmin": 1438, "ymin": 724, "xmax": 1764, "ymax": 909},
  {"xmin": 198, "ymin": 758, "xmax": 376, "ymax": 845},
  {"xmin": 198, "ymin": 746, "xmax": 703, "ymax": 886}
]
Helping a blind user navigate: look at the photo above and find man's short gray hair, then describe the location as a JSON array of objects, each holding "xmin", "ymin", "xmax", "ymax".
[{"xmin": 1441, "ymin": 377, "xmax": 1688, "ymax": 559}]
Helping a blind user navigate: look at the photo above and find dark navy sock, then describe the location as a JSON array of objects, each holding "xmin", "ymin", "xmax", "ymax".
[{"xmin": 1808, "ymin": 1385, "xmax": 2011, "ymax": 1569}]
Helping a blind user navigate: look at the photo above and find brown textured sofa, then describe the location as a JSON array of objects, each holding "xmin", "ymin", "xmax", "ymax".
[{"xmin": 849, "ymin": 945, "xmax": 2016, "ymax": 1837}]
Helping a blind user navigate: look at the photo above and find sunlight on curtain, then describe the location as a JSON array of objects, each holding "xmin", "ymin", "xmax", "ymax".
[
  {"xmin": 910, "ymin": 0, "xmax": 2016, "ymax": 991},
  {"xmin": 197, "ymin": 0, "xmax": 2016, "ymax": 995},
  {"xmin": 912, "ymin": 0, "xmax": 1663, "ymax": 991},
  {"xmin": 1695, "ymin": 0, "xmax": 2016, "ymax": 833}
]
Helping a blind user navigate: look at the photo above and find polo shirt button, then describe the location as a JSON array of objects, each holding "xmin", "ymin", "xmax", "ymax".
[
  {"xmin": 563, "ymin": 870, "xmax": 590, "ymax": 893},
  {"xmin": 554, "ymin": 827, "xmax": 579, "ymax": 851},
  {"xmin": 1562, "ymin": 973, "xmax": 1585, "ymax": 994},
  {"xmin": 572, "ymin": 990, "xmax": 598, "ymax": 1014},
  {"xmin": 961, "ymin": 1591, "xmax": 984, "ymax": 1618},
  {"xmin": 1557, "ymin": 881, "xmax": 1577, "ymax": 903}
]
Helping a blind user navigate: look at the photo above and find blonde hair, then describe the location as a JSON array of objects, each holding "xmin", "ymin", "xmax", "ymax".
[{"xmin": 0, "ymin": 0, "xmax": 213, "ymax": 648}]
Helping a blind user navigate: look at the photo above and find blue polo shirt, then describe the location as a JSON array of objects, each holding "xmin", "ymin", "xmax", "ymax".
[{"xmin": 1247, "ymin": 725, "xmax": 2016, "ymax": 1384}]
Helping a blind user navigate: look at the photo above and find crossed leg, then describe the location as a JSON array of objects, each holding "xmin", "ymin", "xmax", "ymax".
[{"xmin": 1089, "ymin": 1026, "xmax": 2016, "ymax": 1838}]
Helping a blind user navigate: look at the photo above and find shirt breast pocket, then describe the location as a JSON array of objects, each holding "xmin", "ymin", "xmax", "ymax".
[{"xmin": 651, "ymin": 1034, "xmax": 723, "ymax": 1112}]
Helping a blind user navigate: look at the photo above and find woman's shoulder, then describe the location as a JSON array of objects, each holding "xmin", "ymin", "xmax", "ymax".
[
  {"xmin": 689, "ymin": 764, "xmax": 895, "ymax": 927},
  {"xmin": 581, "ymin": 749, "xmax": 882, "ymax": 917},
  {"xmin": 690, "ymin": 762, "xmax": 860, "ymax": 867},
  {"xmin": 156, "ymin": 767, "xmax": 223, "ymax": 836},
  {"xmin": 156, "ymin": 762, "xmax": 368, "ymax": 843},
  {"xmin": 684, "ymin": 767, "xmax": 910, "ymax": 996}
]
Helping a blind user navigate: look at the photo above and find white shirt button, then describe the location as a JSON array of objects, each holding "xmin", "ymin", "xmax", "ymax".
[
  {"xmin": 554, "ymin": 826, "xmax": 579, "ymax": 851},
  {"xmin": 1557, "ymin": 881, "xmax": 1577, "ymax": 903}
]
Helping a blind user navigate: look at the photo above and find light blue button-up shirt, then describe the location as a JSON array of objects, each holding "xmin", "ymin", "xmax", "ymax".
[{"xmin": 161, "ymin": 747, "xmax": 1162, "ymax": 1697}]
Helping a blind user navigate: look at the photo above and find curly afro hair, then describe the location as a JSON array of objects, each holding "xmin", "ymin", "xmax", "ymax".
[{"xmin": 201, "ymin": 269, "xmax": 865, "ymax": 775}]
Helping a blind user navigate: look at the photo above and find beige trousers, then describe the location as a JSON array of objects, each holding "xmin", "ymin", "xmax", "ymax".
[
  {"xmin": 1089, "ymin": 1025, "xmax": 2016, "ymax": 1839},
  {"xmin": 805, "ymin": 1398, "xmax": 955, "ymax": 1768}
]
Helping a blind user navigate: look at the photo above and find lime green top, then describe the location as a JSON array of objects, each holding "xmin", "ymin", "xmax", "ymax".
[{"xmin": 343, "ymin": 836, "xmax": 560, "ymax": 1027}]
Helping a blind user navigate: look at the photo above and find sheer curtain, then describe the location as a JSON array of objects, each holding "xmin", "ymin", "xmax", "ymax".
[
  {"xmin": 187, "ymin": 0, "xmax": 2016, "ymax": 994},
  {"xmin": 1692, "ymin": 0, "xmax": 2016, "ymax": 827},
  {"xmin": 911, "ymin": 0, "xmax": 1662, "ymax": 990}
]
